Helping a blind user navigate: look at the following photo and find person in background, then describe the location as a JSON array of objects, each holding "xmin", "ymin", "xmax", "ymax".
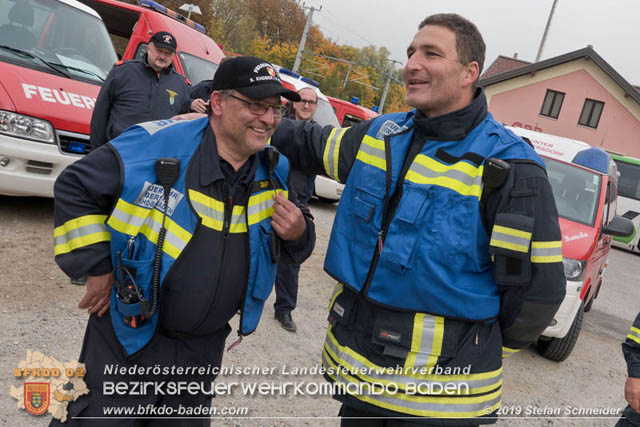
[
  {"xmin": 89, "ymin": 31, "xmax": 197, "ymax": 149},
  {"xmin": 274, "ymin": 87, "xmax": 319, "ymax": 332}
]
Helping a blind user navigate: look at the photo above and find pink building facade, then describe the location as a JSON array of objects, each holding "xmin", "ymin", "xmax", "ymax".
[{"xmin": 480, "ymin": 48, "xmax": 640, "ymax": 158}]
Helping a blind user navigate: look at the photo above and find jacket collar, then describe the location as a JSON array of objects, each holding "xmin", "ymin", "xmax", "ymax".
[
  {"xmin": 199, "ymin": 124, "xmax": 258, "ymax": 187},
  {"xmin": 413, "ymin": 88, "xmax": 488, "ymax": 142}
]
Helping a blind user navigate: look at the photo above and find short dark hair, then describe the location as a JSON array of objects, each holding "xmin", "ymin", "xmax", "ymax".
[{"xmin": 419, "ymin": 13, "xmax": 485, "ymax": 75}]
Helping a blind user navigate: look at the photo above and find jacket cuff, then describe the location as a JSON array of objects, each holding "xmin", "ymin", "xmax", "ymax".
[{"xmin": 88, "ymin": 257, "xmax": 114, "ymax": 276}]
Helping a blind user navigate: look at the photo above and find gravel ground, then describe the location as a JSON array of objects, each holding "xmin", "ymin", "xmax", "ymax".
[{"xmin": 0, "ymin": 196, "xmax": 631, "ymax": 426}]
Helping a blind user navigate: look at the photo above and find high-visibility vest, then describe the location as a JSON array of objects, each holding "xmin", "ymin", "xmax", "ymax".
[
  {"xmin": 324, "ymin": 111, "xmax": 544, "ymax": 320},
  {"xmin": 105, "ymin": 117, "xmax": 288, "ymax": 356}
]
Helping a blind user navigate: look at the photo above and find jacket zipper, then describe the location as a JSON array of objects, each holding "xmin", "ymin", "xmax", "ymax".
[
  {"xmin": 361, "ymin": 131, "xmax": 427, "ymax": 297},
  {"xmin": 191, "ymin": 182, "xmax": 232, "ymax": 332}
]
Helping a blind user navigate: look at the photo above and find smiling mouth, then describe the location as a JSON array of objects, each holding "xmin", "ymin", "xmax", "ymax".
[
  {"xmin": 407, "ymin": 79, "xmax": 429, "ymax": 87},
  {"xmin": 250, "ymin": 127, "xmax": 268, "ymax": 134}
]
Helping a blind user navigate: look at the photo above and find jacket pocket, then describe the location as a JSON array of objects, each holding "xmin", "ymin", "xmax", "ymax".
[
  {"xmin": 489, "ymin": 213, "xmax": 534, "ymax": 286},
  {"xmin": 113, "ymin": 256, "xmax": 153, "ymax": 317}
]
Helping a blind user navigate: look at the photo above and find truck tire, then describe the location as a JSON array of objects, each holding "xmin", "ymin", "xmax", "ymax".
[{"xmin": 537, "ymin": 302, "xmax": 584, "ymax": 362}]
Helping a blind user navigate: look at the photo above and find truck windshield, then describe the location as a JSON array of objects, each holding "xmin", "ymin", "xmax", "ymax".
[
  {"xmin": 314, "ymin": 99, "xmax": 340, "ymax": 127},
  {"xmin": 542, "ymin": 157, "xmax": 601, "ymax": 226},
  {"xmin": 179, "ymin": 52, "xmax": 219, "ymax": 86},
  {"xmin": 0, "ymin": 0, "xmax": 117, "ymax": 84}
]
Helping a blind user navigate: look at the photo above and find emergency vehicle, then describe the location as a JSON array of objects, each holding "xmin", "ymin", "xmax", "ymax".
[
  {"xmin": 509, "ymin": 127, "xmax": 633, "ymax": 361},
  {"xmin": 327, "ymin": 95, "xmax": 379, "ymax": 127},
  {"xmin": 0, "ymin": 0, "xmax": 224, "ymax": 198},
  {"xmin": 276, "ymin": 67, "xmax": 344, "ymax": 203}
]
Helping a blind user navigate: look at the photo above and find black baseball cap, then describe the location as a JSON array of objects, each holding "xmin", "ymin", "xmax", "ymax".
[
  {"xmin": 211, "ymin": 56, "xmax": 300, "ymax": 102},
  {"xmin": 149, "ymin": 31, "xmax": 177, "ymax": 52}
]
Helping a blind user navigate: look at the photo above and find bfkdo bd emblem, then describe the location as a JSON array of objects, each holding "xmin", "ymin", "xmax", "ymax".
[{"xmin": 24, "ymin": 382, "xmax": 50, "ymax": 415}]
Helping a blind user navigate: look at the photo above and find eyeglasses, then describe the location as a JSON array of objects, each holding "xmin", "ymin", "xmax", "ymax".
[
  {"xmin": 297, "ymin": 99, "xmax": 317, "ymax": 106},
  {"xmin": 226, "ymin": 93, "xmax": 288, "ymax": 117}
]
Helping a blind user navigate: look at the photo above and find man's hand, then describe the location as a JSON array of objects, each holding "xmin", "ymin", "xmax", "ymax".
[
  {"xmin": 271, "ymin": 192, "xmax": 306, "ymax": 241},
  {"xmin": 625, "ymin": 377, "xmax": 640, "ymax": 412},
  {"xmin": 190, "ymin": 98, "xmax": 209, "ymax": 114},
  {"xmin": 172, "ymin": 112, "xmax": 207, "ymax": 121},
  {"xmin": 78, "ymin": 273, "xmax": 113, "ymax": 317}
]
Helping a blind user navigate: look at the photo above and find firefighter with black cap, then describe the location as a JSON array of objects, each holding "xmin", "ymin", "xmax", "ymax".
[
  {"xmin": 89, "ymin": 31, "xmax": 199, "ymax": 149},
  {"xmin": 52, "ymin": 56, "xmax": 314, "ymax": 426}
]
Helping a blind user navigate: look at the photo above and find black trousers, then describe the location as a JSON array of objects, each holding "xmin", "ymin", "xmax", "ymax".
[
  {"xmin": 50, "ymin": 312, "xmax": 229, "ymax": 427},
  {"xmin": 617, "ymin": 405, "xmax": 640, "ymax": 426},
  {"xmin": 273, "ymin": 262, "xmax": 300, "ymax": 315}
]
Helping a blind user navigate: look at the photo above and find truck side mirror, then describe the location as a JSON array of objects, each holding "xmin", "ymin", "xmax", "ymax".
[{"xmin": 602, "ymin": 216, "xmax": 634, "ymax": 238}]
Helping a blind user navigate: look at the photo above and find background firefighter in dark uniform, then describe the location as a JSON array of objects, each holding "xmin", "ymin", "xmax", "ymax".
[
  {"xmin": 52, "ymin": 56, "xmax": 314, "ymax": 426},
  {"xmin": 89, "ymin": 31, "xmax": 197, "ymax": 149},
  {"xmin": 270, "ymin": 13, "xmax": 566, "ymax": 426},
  {"xmin": 617, "ymin": 312, "xmax": 640, "ymax": 426}
]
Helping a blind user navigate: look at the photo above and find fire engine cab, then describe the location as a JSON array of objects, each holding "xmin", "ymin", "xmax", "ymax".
[{"xmin": 0, "ymin": 0, "xmax": 224, "ymax": 198}]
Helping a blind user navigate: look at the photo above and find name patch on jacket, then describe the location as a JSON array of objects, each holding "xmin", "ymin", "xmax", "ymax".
[
  {"xmin": 134, "ymin": 181, "xmax": 184, "ymax": 215},
  {"xmin": 375, "ymin": 120, "xmax": 408, "ymax": 140}
]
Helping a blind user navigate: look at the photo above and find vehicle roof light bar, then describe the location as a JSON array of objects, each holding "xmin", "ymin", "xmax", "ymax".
[
  {"xmin": 138, "ymin": 0, "xmax": 205, "ymax": 33},
  {"xmin": 279, "ymin": 68, "xmax": 300, "ymax": 79},
  {"xmin": 301, "ymin": 77, "xmax": 320, "ymax": 88}
]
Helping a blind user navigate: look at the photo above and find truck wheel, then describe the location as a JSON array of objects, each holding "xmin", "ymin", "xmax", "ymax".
[
  {"xmin": 537, "ymin": 302, "xmax": 584, "ymax": 362},
  {"xmin": 316, "ymin": 196, "xmax": 338, "ymax": 204}
]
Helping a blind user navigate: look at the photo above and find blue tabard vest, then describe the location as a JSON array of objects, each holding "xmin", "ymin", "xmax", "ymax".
[
  {"xmin": 324, "ymin": 111, "xmax": 543, "ymax": 320},
  {"xmin": 105, "ymin": 117, "xmax": 288, "ymax": 357}
]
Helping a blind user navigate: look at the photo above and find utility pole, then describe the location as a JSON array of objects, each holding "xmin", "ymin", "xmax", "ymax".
[
  {"xmin": 293, "ymin": 3, "xmax": 321, "ymax": 73},
  {"xmin": 536, "ymin": 0, "xmax": 558, "ymax": 62},
  {"xmin": 379, "ymin": 59, "xmax": 402, "ymax": 113}
]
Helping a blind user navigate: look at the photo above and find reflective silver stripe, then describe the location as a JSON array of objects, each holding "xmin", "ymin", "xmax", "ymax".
[
  {"xmin": 490, "ymin": 231, "xmax": 531, "ymax": 248},
  {"xmin": 324, "ymin": 333, "xmax": 502, "ymax": 391},
  {"xmin": 531, "ymin": 246, "xmax": 562, "ymax": 258},
  {"xmin": 414, "ymin": 316, "xmax": 436, "ymax": 367},
  {"xmin": 247, "ymin": 196, "xmax": 275, "ymax": 217},
  {"xmin": 628, "ymin": 327, "xmax": 640, "ymax": 343},
  {"xmin": 191, "ymin": 198, "xmax": 224, "ymax": 222},
  {"xmin": 323, "ymin": 350, "xmax": 502, "ymax": 415},
  {"xmin": 112, "ymin": 204, "xmax": 187, "ymax": 253},
  {"xmin": 110, "ymin": 206, "xmax": 146, "ymax": 230},
  {"xmin": 359, "ymin": 139, "xmax": 385, "ymax": 162},
  {"xmin": 140, "ymin": 214, "xmax": 186, "ymax": 252},
  {"xmin": 325, "ymin": 129, "xmax": 341, "ymax": 180},
  {"xmin": 54, "ymin": 223, "xmax": 108, "ymax": 247},
  {"xmin": 408, "ymin": 161, "xmax": 482, "ymax": 188}
]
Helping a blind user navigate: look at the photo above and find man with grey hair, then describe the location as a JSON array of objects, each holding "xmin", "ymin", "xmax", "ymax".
[{"xmin": 271, "ymin": 13, "xmax": 565, "ymax": 425}]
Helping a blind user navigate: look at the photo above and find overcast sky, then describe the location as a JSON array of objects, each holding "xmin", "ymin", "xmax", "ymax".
[{"xmin": 304, "ymin": 0, "xmax": 640, "ymax": 85}]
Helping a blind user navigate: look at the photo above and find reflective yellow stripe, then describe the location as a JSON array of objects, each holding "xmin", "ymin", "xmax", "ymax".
[
  {"xmin": 328, "ymin": 283, "xmax": 344, "ymax": 310},
  {"xmin": 405, "ymin": 155, "xmax": 483, "ymax": 198},
  {"xmin": 493, "ymin": 225, "xmax": 532, "ymax": 240},
  {"xmin": 490, "ymin": 225, "xmax": 532, "ymax": 253},
  {"xmin": 189, "ymin": 189, "xmax": 247, "ymax": 233},
  {"xmin": 356, "ymin": 135, "xmax": 386, "ymax": 171},
  {"xmin": 531, "ymin": 241, "xmax": 563, "ymax": 263},
  {"xmin": 54, "ymin": 215, "xmax": 108, "ymax": 237},
  {"xmin": 247, "ymin": 189, "xmax": 287, "ymax": 225},
  {"xmin": 323, "ymin": 127, "xmax": 348, "ymax": 182},
  {"xmin": 405, "ymin": 314, "xmax": 444, "ymax": 371},
  {"xmin": 107, "ymin": 199, "xmax": 191, "ymax": 259},
  {"xmin": 324, "ymin": 327, "xmax": 502, "ymax": 395},
  {"xmin": 322, "ymin": 337, "xmax": 502, "ymax": 417},
  {"xmin": 54, "ymin": 215, "xmax": 110, "ymax": 256},
  {"xmin": 502, "ymin": 347, "xmax": 519, "ymax": 358},
  {"xmin": 628, "ymin": 326, "xmax": 640, "ymax": 344}
]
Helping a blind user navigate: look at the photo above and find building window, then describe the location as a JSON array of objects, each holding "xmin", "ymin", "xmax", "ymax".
[
  {"xmin": 540, "ymin": 89, "xmax": 565, "ymax": 119},
  {"xmin": 578, "ymin": 98, "xmax": 604, "ymax": 128}
]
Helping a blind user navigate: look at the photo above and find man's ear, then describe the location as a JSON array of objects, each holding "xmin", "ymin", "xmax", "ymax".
[
  {"xmin": 210, "ymin": 91, "xmax": 224, "ymax": 116},
  {"xmin": 461, "ymin": 61, "xmax": 480, "ymax": 89}
]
